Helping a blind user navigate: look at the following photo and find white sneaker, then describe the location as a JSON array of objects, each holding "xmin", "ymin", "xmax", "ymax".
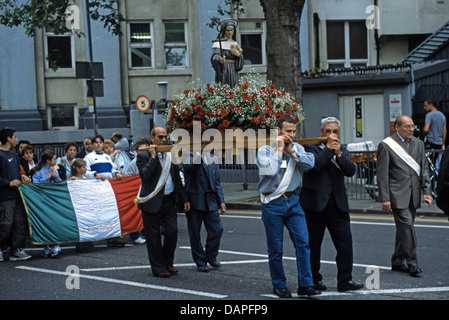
[
  {"xmin": 130, "ymin": 236, "xmax": 146, "ymax": 244},
  {"xmin": 10, "ymin": 248, "xmax": 32, "ymax": 261}
]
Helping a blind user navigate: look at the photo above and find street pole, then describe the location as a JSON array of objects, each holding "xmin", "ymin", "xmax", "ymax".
[{"xmin": 85, "ymin": 0, "xmax": 98, "ymax": 134}]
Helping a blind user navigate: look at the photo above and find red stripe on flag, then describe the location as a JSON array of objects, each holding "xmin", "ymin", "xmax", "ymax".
[{"xmin": 109, "ymin": 175, "xmax": 143, "ymax": 235}]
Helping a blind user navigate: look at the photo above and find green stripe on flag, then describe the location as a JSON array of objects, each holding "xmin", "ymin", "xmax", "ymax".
[{"xmin": 20, "ymin": 181, "xmax": 79, "ymax": 244}]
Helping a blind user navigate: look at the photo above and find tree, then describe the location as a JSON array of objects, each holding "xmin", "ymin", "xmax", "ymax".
[
  {"xmin": 0, "ymin": 0, "xmax": 123, "ymax": 37},
  {"xmin": 208, "ymin": 0, "xmax": 307, "ymax": 137}
]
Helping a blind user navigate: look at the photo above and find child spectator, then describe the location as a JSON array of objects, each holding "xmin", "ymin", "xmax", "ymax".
[
  {"xmin": 20, "ymin": 144, "xmax": 36, "ymax": 177},
  {"xmin": 31, "ymin": 149, "xmax": 63, "ymax": 258}
]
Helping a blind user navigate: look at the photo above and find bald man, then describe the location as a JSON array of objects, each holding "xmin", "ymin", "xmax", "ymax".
[
  {"xmin": 377, "ymin": 115, "xmax": 432, "ymax": 277},
  {"xmin": 136, "ymin": 127, "xmax": 190, "ymax": 278}
]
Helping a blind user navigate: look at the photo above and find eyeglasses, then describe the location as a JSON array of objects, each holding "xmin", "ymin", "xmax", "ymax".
[
  {"xmin": 156, "ymin": 135, "xmax": 167, "ymax": 140},
  {"xmin": 325, "ymin": 129, "xmax": 339, "ymax": 134},
  {"xmin": 402, "ymin": 125, "xmax": 416, "ymax": 130}
]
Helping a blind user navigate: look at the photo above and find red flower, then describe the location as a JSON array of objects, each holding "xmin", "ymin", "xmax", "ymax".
[
  {"xmin": 222, "ymin": 120, "xmax": 230, "ymax": 128},
  {"xmin": 219, "ymin": 109, "xmax": 228, "ymax": 117}
]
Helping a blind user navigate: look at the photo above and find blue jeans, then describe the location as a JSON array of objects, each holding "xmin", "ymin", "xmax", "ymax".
[{"xmin": 262, "ymin": 194, "xmax": 313, "ymax": 289}]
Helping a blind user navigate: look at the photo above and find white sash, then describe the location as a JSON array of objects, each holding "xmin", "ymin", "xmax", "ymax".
[
  {"xmin": 382, "ymin": 137, "xmax": 421, "ymax": 178},
  {"xmin": 259, "ymin": 147, "xmax": 297, "ymax": 204},
  {"xmin": 134, "ymin": 152, "xmax": 172, "ymax": 205}
]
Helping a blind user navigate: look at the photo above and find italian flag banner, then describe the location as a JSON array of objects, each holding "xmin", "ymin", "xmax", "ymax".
[{"xmin": 19, "ymin": 175, "xmax": 143, "ymax": 245}]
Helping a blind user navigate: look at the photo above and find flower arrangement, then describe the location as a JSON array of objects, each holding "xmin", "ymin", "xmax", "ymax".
[{"xmin": 164, "ymin": 74, "xmax": 304, "ymax": 134}]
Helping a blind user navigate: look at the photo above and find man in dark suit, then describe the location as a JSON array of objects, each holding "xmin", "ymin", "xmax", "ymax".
[
  {"xmin": 377, "ymin": 115, "xmax": 432, "ymax": 277},
  {"xmin": 302, "ymin": 117, "xmax": 363, "ymax": 292},
  {"xmin": 183, "ymin": 152, "xmax": 226, "ymax": 272},
  {"xmin": 136, "ymin": 127, "xmax": 190, "ymax": 278}
]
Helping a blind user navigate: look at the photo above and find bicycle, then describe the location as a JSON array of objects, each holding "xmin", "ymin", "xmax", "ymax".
[
  {"xmin": 359, "ymin": 148, "xmax": 441, "ymax": 201},
  {"xmin": 425, "ymin": 148, "xmax": 442, "ymax": 199}
]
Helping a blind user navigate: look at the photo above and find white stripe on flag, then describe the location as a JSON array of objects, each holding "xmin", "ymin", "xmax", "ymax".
[{"xmin": 67, "ymin": 179, "xmax": 121, "ymax": 241}]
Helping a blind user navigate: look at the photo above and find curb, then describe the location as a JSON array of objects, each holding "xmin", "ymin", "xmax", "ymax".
[{"xmin": 226, "ymin": 202, "xmax": 448, "ymax": 219}]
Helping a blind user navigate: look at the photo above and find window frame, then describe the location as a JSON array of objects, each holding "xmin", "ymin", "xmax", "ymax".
[
  {"xmin": 326, "ymin": 20, "xmax": 369, "ymax": 69},
  {"xmin": 128, "ymin": 21, "xmax": 154, "ymax": 69},
  {"xmin": 239, "ymin": 20, "xmax": 266, "ymax": 67},
  {"xmin": 163, "ymin": 21, "xmax": 189, "ymax": 69},
  {"xmin": 44, "ymin": 28, "xmax": 75, "ymax": 71},
  {"xmin": 47, "ymin": 105, "xmax": 79, "ymax": 130}
]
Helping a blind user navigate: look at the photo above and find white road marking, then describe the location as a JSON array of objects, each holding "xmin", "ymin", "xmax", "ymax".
[
  {"xmin": 262, "ymin": 286, "xmax": 449, "ymax": 298},
  {"xmin": 15, "ymin": 266, "xmax": 227, "ymax": 299}
]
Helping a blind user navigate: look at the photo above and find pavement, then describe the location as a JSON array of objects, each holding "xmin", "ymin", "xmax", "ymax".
[{"xmin": 222, "ymin": 183, "xmax": 448, "ymax": 219}]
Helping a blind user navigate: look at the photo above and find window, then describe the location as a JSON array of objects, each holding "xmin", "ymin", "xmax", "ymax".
[
  {"xmin": 326, "ymin": 21, "xmax": 368, "ymax": 69},
  {"xmin": 44, "ymin": 28, "xmax": 74, "ymax": 70},
  {"xmin": 48, "ymin": 105, "xmax": 78, "ymax": 130},
  {"xmin": 129, "ymin": 22, "xmax": 153, "ymax": 68},
  {"xmin": 164, "ymin": 22, "xmax": 188, "ymax": 68},
  {"xmin": 239, "ymin": 21, "xmax": 266, "ymax": 66}
]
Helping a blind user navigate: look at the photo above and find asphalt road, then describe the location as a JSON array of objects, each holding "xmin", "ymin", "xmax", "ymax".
[{"xmin": 1, "ymin": 210, "xmax": 448, "ymax": 313}]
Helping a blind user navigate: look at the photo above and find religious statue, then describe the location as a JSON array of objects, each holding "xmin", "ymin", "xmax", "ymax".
[{"xmin": 211, "ymin": 18, "xmax": 244, "ymax": 88}]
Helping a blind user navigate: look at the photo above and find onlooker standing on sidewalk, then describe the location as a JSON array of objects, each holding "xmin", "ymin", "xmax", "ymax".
[
  {"xmin": 183, "ymin": 151, "xmax": 226, "ymax": 272},
  {"xmin": 0, "ymin": 128, "xmax": 32, "ymax": 261},
  {"xmin": 423, "ymin": 99, "xmax": 446, "ymax": 170},
  {"xmin": 124, "ymin": 137, "xmax": 150, "ymax": 245},
  {"xmin": 302, "ymin": 117, "xmax": 363, "ymax": 292},
  {"xmin": 377, "ymin": 115, "xmax": 433, "ymax": 277},
  {"xmin": 136, "ymin": 127, "xmax": 189, "ymax": 277},
  {"xmin": 31, "ymin": 149, "xmax": 63, "ymax": 258},
  {"xmin": 75, "ymin": 137, "xmax": 93, "ymax": 159},
  {"xmin": 57, "ymin": 142, "xmax": 78, "ymax": 180},
  {"xmin": 256, "ymin": 115, "xmax": 320, "ymax": 298},
  {"xmin": 112, "ymin": 132, "xmax": 129, "ymax": 151}
]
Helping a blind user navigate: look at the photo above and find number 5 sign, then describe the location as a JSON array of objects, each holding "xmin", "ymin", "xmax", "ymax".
[{"xmin": 136, "ymin": 95, "xmax": 151, "ymax": 113}]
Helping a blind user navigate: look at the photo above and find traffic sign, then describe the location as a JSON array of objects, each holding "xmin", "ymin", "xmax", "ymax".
[{"xmin": 136, "ymin": 95, "xmax": 151, "ymax": 113}]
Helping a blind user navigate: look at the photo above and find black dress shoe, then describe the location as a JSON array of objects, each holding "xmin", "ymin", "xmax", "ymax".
[
  {"xmin": 167, "ymin": 267, "xmax": 178, "ymax": 275},
  {"xmin": 197, "ymin": 266, "xmax": 209, "ymax": 272},
  {"xmin": 297, "ymin": 286, "xmax": 321, "ymax": 296},
  {"xmin": 409, "ymin": 266, "xmax": 422, "ymax": 277},
  {"xmin": 391, "ymin": 264, "xmax": 409, "ymax": 273},
  {"xmin": 313, "ymin": 281, "xmax": 327, "ymax": 291},
  {"xmin": 208, "ymin": 260, "xmax": 222, "ymax": 269},
  {"xmin": 273, "ymin": 287, "xmax": 292, "ymax": 298},
  {"xmin": 337, "ymin": 281, "xmax": 363, "ymax": 292}
]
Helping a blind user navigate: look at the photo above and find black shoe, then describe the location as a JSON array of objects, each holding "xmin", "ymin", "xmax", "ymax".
[
  {"xmin": 313, "ymin": 281, "xmax": 327, "ymax": 291},
  {"xmin": 297, "ymin": 286, "xmax": 321, "ymax": 296},
  {"xmin": 197, "ymin": 266, "xmax": 209, "ymax": 272},
  {"xmin": 409, "ymin": 266, "xmax": 422, "ymax": 277},
  {"xmin": 391, "ymin": 264, "xmax": 409, "ymax": 273},
  {"xmin": 273, "ymin": 287, "xmax": 292, "ymax": 298},
  {"xmin": 167, "ymin": 267, "xmax": 178, "ymax": 275},
  {"xmin": 208, "ymin": 259, "xmax": 222, "ymax": 269},
  {"xmin": 338, "ymin": 280, "xmax": 363, "ymax": 292}
]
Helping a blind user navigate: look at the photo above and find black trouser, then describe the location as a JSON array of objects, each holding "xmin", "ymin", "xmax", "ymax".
[
  {"xmin": 185, "ymin": 208, "xmax": 223, "ymax": 268},
  {"xmin": 141, "ymin": 194, "xmax": 178, "ymax": 275},
  {"xmin": 305, "ymin": 194, "xmax": 353, "ymax": 285},
  {"xmin": 0, "ymin": 198, "xmax": 28, "ymax": 252}
]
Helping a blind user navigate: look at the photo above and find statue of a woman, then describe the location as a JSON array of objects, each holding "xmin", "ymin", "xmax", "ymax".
[{"xmin": 211, "ymin": 18, "xmax": 244, "ymax": 88}]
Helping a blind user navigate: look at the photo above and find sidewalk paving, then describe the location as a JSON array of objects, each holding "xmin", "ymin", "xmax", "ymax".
[{"xmin": 222, "ymin": 183, "xmax": 448, "ymax": 219}]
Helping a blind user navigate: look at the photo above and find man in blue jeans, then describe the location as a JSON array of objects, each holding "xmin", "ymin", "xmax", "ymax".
[{"xmin": 256, "ymin": 115, "xmax": 320, "ymax": 298}]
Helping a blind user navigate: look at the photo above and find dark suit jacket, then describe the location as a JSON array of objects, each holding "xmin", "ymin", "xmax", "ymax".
[
  {"xmin": 183, "ymin": 153, "xmax": 225, "ymax": 212},
  {"xmin": 301, "ymin": 144, "xmax": 356, "ymax": 213},
  {"xmin": 136, "ymin": 150, "xmax": 188, "ymax": 214},
  {"xmin": 377, "ymin": 134, "xmax": 431, "ymax": 210}
]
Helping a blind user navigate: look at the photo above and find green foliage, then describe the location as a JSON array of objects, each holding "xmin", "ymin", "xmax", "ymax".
[
  {"xmin": 206, "ymin": 0, "xmax": 245, "ymax": 29},
  {"xmin": 0, "ymin": 0, "xmax": 123, "ymax": 37}
]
